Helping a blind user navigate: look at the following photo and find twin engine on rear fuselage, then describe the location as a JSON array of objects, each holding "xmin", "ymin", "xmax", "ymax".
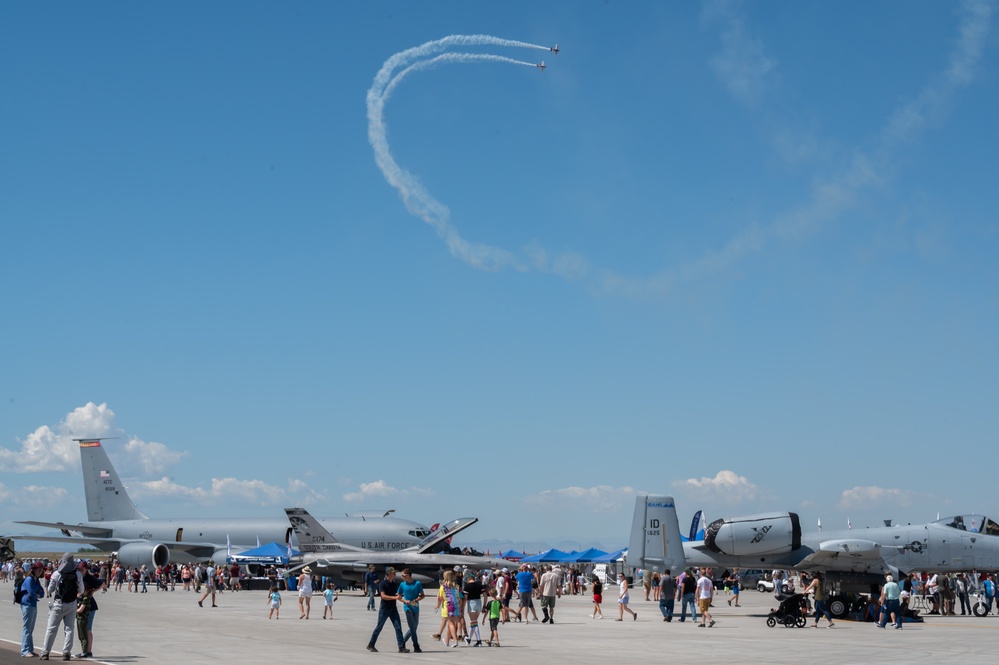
[{"xmin": 704, "ymin": 512, "xmax": 802, "ymax": 556}]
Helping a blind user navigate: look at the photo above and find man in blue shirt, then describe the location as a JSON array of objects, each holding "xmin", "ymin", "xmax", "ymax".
[
  {"xmin": 398, "ymin": 569, "xmax": 425, "ymax": 653},
  {"xmin": 19, "ymin": 562, "xmax": 46, "ymax": 657},
  {"xmin": 515, "ymin": 564, "xmax": 536, "ymax": 623}
]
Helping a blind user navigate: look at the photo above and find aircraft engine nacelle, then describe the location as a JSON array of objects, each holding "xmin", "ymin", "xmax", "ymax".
[
  {"xmin": 704, "ymin": 512, "xmax": 801, "ymax": 556},
  {"xmin": 116, "ymin": 542, "xmax": 170, "ymax": 568},
  {"xmin": 212, "ymin": 548, "xmax": 231, "ymax": 564}
]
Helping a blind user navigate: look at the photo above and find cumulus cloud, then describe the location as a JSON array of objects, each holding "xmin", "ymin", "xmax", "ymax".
[
  {"xmin": 342, "ymin": 480, "xmax": 433, "ymax": 504},
  {"xmin": 0, "ymin": 402, "xmax": 116, "ymax": 472},
  {"xmin": 673, "ymin": 470, "xmax": 769, "ymax": 503},
  {"xmin": 0, "ymin": 402, "xmax": 189, "ymax": 476},
  {"xmin": 129, "ymin": 476, "xmax": 327, "ymax": 507},
  {"xmin": 838, "ymin": 486, "xmax": 916, "ymax": 511},
  {"xmin": 528, "ymin": 485, "xmax": 644, "ymax": 513}
]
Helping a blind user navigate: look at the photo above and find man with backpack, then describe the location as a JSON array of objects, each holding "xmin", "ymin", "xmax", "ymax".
[{"xmin": 40, "ymin": 552, "xmax": 85, "ymax": 661}]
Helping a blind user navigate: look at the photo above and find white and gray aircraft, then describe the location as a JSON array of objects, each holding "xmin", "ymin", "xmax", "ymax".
[
  {"xmin": 9, "ymin": 439, "xmax": 431, "ymax": 568},
  {"xmin": 627, "ymin": 494, "xmax": 999, "ymax": 619},
  {"xmin": 285, "ymin": 507, "xmax": 513, "ymax": 586}
]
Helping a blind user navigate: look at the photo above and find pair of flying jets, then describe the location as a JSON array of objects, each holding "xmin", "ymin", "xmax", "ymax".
[{"xmin": 535, "ymin": 43, "xmax": 559, "ymax": 72}]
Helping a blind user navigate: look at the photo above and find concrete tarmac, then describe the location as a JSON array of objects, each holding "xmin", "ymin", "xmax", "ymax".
[{"xmin": 3, "ymin": 585, "xmax": 998, "ymax": 663}]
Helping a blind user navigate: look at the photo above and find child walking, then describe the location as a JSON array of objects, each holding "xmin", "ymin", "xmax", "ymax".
[
  {"xmin": 323, "ymin": 582, "xmax": 339, "ymax": 619},
  {"xmin": 484, "ymin": 589, "xmax": 502, "ymax": 647},
  {"xmin": 268, "ymin": 586, "xmax": 281, "ymax": 619}
]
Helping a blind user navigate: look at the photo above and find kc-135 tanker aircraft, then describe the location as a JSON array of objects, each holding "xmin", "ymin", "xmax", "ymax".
[
  {"xmin": 8, "ymin": 439, "xmax": 432, "ymax": 568},
  {"xmin": 627, "ymin": 494, "xmax": 999, "ymax": 618}
]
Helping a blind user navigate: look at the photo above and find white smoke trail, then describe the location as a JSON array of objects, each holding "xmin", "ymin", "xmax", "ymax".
[{"xmin": 367, "ymin": 36, "xmax": 548, "ymax": 271}]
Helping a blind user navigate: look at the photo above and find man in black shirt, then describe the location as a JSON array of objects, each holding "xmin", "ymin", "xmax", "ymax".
[{"xmin": 366, "ymin": 567, "xmax": 409, "ymax": 653}]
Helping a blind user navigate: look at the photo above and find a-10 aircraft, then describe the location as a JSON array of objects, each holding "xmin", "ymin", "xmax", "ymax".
[
  {"xmin": 627, "ymin": 494, "xmax": 999, "ymax": 619},
  {"xmin": 8, "ymin": 439, "xmax": 432, "ymax": 568},
  {"xmin": 285, "ymin": 507, "xmax": 513, "ymax": 586}
]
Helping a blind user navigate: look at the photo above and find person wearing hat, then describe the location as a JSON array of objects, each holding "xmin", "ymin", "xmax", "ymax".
[
  {"xmin": 19, "ymin": 561, "xmax": 46, "ymax": 657},
  {"xmin": 366, "ymin": 567, "xmax": 409, "ymax": 653},
  {"xmin": 297, "ymin": 566, "xmax": 314, "ymax": 619},
  {"xmin": 40, "ymin": 552, "xmax": 85, "ymax": 661}
]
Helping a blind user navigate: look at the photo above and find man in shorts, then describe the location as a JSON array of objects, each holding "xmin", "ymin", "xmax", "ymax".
[
  {"xmin": 515, "ymin": 564, "xmax": 535, "ymax": 623},
  {"xmin": 696, "ymin": 568, "xmax": 715, "ymax": 627},
  {"xmin": 538, "ymin": 565, "xmax": 562, "ymax": 624}
]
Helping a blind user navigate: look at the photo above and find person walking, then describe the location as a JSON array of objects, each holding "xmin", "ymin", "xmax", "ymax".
[
  {"xmin": 39, "ymin": 553, "xmax": 84, "ymax": 661},
  {"xmin": 538, "ymin": 565, "xmax": 562, "ymax": 624},
  {"xmin": 297, "ymin": 566, "xmax": 313, "ymax": 619},
  {"xmin": 616, "ymin": 573, "xmax": 637, "ymax": 621},
  {"xmin": 591, "ymin": 574, "xmax": 604, "ymax": 619},
  {"xmin": 802, "ymin": 571, "xmax": 835, "ymax": 628},
  {"xmin": 366, "ymin": 567, "xmax": 409, "ymax": 653},
  {"xmin": 658, "ymin": 570, "xmax": 676, "ymax": 621},
  {"xmin": 879, "ymin": 574, "xmax": 903, "ymax": 629},
  {"xmin": 399, "ymin": 569, "xmax": 425, "ymax": 652},
  {"xmin": 678, "ymin": 569, "xmax": 697, "ymax": 622},
  {"xmin": 696, "ymin": 568, "xmax": 715, "ymax": 628},
  {"xmin": 19, "ymin": 561, "xmax": 46, "ymax": 657},
  {"xmin": 364, "ymin": 564, "xmax": 380, "ymax": 612},
  {"xmin": 197, "ymin": 561, "xmax": 218, "ymax": 608}
]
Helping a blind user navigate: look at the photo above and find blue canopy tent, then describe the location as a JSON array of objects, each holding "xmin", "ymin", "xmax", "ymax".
[
  {"xmin": 228, "ymin": 541, "xmax": 300, "ymax": 565},
  {"xmin": 590, "ymin": 547, "xmax": 626, "ymax": 563},
  {"xmin": 500, "ymin": 550, "xmax": 527, "ymax": 561},
  {"xmin": 521, "ymin": 548, "xmax": 570, "ymax": 563},
  {"xmin": 570, "ymin": 547, "xmax": 608, "ymax": 563}
]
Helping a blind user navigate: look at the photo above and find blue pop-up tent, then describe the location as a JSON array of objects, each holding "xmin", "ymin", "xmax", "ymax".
[
  {"xmin": 521, "ymin": 548, "xmax": 571, "ymax": 563},
  {"xmin": 228, "ymin": 542, "xmax": 300, "ymax": 564},
  {"xmin": 500, "ymin": 550, "xmax": 527, "ymax": 561},
  {"xmin": 590, "ymin": 547, "xmax": 626, "ymax": 563},
  {"xmin": 570, "ymin": 547, "xmax": 608, "ymax": 563}
]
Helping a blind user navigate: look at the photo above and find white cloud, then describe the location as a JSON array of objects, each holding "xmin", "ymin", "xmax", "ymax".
[
  {"xmin": 528, "ymin": 485, "xmax": 644, "ymax": 513},
  {"xmin": 342, "ymin": 480, "xmax": 433, "ymax": 504},
  {"xmin": 0, "ymin": 402, "xmax": 116, "ymax": 472},
  {"xmin": 702, "ymin": 0, "xmax": 777, "ymax": 107},
  {"xmin": 673, "ymin": 470, "xmax": 768, "ymax": 503},
  {"xmin": 129, "ymin": 476, "xmax": 328, "ymax": 507},
  {"xmin": 0, "ymin": 481, "xmax": 69, "ymax": 508},
  {"xmin": 838, "ymin": 486, "xmax": 916, "ymax": 511},
  {"xmin": 122, "ymin": 437, "xmax": 188, "ymax": 475}
]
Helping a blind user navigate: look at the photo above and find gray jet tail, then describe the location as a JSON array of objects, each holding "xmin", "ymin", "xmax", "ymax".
[
  {"xmin": 285, "ymin": 508, "xmax": 366, "ymax": 554},
  {"xmin": 78, "ymin": 439, "xmax": 147, "ymax": 522},
  {"xmin": 626, "ymin": 495, "xmax": 686, "ymax": 575}
]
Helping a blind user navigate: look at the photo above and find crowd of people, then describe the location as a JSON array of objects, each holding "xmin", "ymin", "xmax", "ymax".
[{"xmin": 8, "ymin": 555, "xmax": 999, "ymax": 658}]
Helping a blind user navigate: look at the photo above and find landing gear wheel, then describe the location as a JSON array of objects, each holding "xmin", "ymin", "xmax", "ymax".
[
  {"xmin": 973, "ymin": 601, "xmax": 989, "ymax": 617},
  {"xmin": 783, "ymin": 615, "xmax": 796, "ymax": 627},
  {"xmin": 766, "ymin": 616, "xmax": 777, "ymax": 627},
  {"xmin": 828, "ymin": 595, "xmax": 849, "ymax": 620},
  {"xmin": 796, "ymin": 616, "xmax": 807, "ymax": 627}
]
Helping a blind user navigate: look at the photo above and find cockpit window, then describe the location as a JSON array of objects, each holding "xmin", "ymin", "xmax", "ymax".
[
  {"xmin": 409, "ymin": 529, "xmax": 431, "ymax": 538},
  {"xmin": 935, "ymin": 514, "xmax": 999, "ymax": 535}
]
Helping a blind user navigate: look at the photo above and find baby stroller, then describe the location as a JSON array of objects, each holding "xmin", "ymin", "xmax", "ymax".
[{"xmin": 766, "ymin": 592, "xmax": 809, "ymax": 628}]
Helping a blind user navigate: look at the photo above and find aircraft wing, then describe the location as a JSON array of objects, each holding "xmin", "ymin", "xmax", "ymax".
[
  {"xmin": 6, "ymin": 533, "xmax": 222, "ymax": 559},
  {"xmin": 795, "ymin": 539, "xmax": 894, "ymax": 573},
  {"xmin": 411, "ymin": 517, "xmax": 478, "ymax": 554},
  {"xmin": 15, "ymin": 521, "xmax": 112, "ymax": 537}
]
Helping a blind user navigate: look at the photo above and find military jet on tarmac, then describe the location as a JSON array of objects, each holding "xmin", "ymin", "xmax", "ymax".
[{"xmin": 626, "ymin": 494, "xmax": 999, "ymax": 619}]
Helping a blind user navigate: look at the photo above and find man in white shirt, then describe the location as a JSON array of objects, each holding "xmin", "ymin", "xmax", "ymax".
[{"xmin": 696, "ymin": 568, "xmax": 715, "ymax": 628}]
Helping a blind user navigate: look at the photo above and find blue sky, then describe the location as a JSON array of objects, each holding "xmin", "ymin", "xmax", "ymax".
[{"xmin": 2, "ymin": 1, "xmax": 997, "ymax": 551}]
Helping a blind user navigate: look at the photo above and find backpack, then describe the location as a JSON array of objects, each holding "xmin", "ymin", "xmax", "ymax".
[
  {"xmin": 13, "ymin": 583, "xmax": 26, "ymax": 605},
  {"xmin": 57, "ymin": 571, "xmax": 79, "ymax": 603}
]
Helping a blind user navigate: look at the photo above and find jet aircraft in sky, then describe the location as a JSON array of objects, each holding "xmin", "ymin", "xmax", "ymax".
[
  {"xmin": 8, "ymin": 439, "xmax": 431, "ymax": 569},
  {"xmin": 627, "ymin": 495, "xmax": 999, "ymax": 619},
  {"xmin": 549, "ymin": 43, "xmax": 559, "ymax": 55},
  {"xmin": 285, "ymin": 507, "xmax": 513, "ymax": 586},
  {"xmin": 535, "ymin": 61, "xmax": 546, "ymax": 71}
]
